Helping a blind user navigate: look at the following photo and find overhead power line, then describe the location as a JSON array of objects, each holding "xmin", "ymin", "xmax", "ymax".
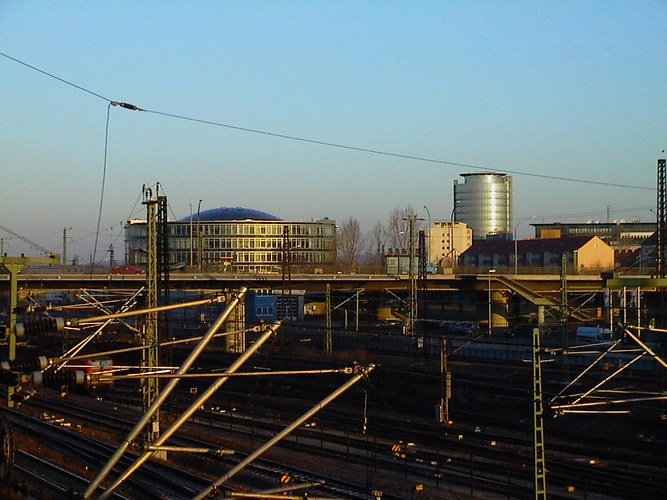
[
  {"xmin": 1, "ymin": 51, "xmax": 656, "ymax": 192},
  {"xmin": 142, "ymin": 108, "xmax": 654, "ymax": 191},
  {"xmin": 0, "ymin": 52, "xmax": 112, "ymax": 102},
  {"xmin": 536, "ymin": 206, "xmax": 655, "ymax": 221}
]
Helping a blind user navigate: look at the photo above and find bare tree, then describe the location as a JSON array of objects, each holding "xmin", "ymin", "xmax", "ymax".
[
  {"xmin": 363, "ymin": 220, "xmax": 387, "ymax": 271},
  {"xmin": 337, "ymin": 216, "xmax": 365, "ymax": 272},
  {"xmin": 386, "ymin": 205, "xmax": 419, "ymax": 253},
  {"xmin": 367, "ymin": 220, "xmax": 387, "ymax": 254}
]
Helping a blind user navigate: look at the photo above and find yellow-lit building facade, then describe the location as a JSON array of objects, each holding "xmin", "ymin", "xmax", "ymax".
[
  {"xmin": 459, "ymin": 235, "xmax": 614, "ymax": 273},
  {"xmin": 428, "ymin": 221, "xmax": 473, "ymax": 269}
]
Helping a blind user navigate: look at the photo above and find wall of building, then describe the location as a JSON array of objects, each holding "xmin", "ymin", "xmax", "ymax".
[
  {"xmin": 428, "ymin": 221, "xmax": 472, "ymax": 267},
  {"xmin": 533, "ymin": 222, "xmax": 656, "ymax": 253},
  {"xmin": 125, "ymin": 219, "xmax": 337, "ymax": 273},
  {"xmin": 574, "ymin": 236, "xmax": 615, "ymax": 270},
  {"xmin": 458, "ymin": 236, "xmax": 615, "ymax": 273}
]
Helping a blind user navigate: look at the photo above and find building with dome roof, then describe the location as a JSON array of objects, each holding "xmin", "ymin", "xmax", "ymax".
[{"xmin": 124, "ymin": 206, "xmax": 336, "ymax": 273}]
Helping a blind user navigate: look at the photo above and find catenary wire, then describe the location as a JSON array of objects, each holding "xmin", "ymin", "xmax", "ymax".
[
  {"xmin": 532, "ymin": 206, "xmax": 655, "ymax": 222},
  {"xmin": 91, "ymin": 103, "xmax": 112, "ymax": 274},
  {"xmin": 1, "ymin": 51, "xmax": 655, "ymax": 192},
  {"xmin": 142, "ymin": 108, "xmax": 654, "ymax": 191},
  {"xmin": 0, "ymin": 52, "xmax": 112, "ymax": 102}
]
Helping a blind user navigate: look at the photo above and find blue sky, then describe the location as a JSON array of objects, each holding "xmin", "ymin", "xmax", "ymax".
[{"xmin": 1, "ymin": 1, "xmax": 665, "ymax": 263}]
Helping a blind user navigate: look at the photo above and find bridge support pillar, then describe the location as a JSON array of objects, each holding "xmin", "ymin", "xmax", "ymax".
[
  {"xmin": 537, "ymin": 305, "xmax": 545, "ymax": 329},
  {"xmin": 490, "ymin": 291, "xmax": 508, "ymax": 330}
]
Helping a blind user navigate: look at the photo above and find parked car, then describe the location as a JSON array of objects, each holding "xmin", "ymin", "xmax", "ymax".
[{"xmin": 111, "ymin": 266, "xmax": 144, "ymax": 275}]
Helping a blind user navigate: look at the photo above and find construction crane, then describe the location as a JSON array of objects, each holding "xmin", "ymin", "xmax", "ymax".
[{"xmin": 0, "ymin": 224, "xmax": 60, "ymax": 261}]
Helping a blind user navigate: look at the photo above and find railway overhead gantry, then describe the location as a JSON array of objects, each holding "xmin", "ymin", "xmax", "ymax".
[{"xmin": 548, "ymin": 275, "xmax": 667, "ymax": 417}]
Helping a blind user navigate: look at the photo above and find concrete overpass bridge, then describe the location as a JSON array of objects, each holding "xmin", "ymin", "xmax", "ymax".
[
  {"xmin": 6, "ymin": 270, "xmax": 603, "ymax": 293},
  {"xmin": 4, "ymin": 270, "xmax": 607, "ymax": 329}
]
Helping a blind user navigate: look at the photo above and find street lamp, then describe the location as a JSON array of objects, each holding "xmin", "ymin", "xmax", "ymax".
[
  {"xmin": 424, "ymin": 205, "xmax": 431, "ymax": 263},
  {"xmin": 398, "ymin": 230, "xmax": 406, "ymax": 255},
  {"xmin": 62, "ymin": 227, "xmax": 72, "ymax": 271},
  {"xmin": 450, "ymin": 201, "xmax": 460, "ymax": 267},
  {"xmin": 488, "ymin": 269, "xmax": 496, "ymax": 335},
  {"xmin": 189, "ymin": 203, "xmax": 193, "ymax": 267},
  {"xmin": 197, "ymin": 199, "xmax": 202, "ymax": 271},
  {"xmin": 514, "ymin": 216, "xmax": 535, "ymax": 275}
]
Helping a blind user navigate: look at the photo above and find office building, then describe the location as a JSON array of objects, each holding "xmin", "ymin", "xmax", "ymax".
[
  {"xmin": 124, "ymin": 207, "xmax": 337, "ymax": 273},
  {"xmin": 454, "ymin": 173, "xmax": 512, "ymax": 240}
]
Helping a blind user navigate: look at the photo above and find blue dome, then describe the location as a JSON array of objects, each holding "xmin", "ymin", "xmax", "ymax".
[{"xmin": 180, "ymin": 207, "xmax": 283, "ymax": 222}]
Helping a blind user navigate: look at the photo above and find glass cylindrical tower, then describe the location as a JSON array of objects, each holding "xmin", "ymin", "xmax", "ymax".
[{"xmin": 453, "ymin": 173, "xmax": 512, "ymax": 240}]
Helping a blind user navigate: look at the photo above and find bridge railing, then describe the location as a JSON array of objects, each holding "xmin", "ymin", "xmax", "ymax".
[{"xmin": 454, "ymin": 265, "xmax": 612, "ymax": 276}]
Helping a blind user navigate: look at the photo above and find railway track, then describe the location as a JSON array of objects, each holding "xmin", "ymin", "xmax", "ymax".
[
  {"xmin": 19, "ymin": 392, "xmax": 409, "ymax": 499},
  {"xmin": 0, "ymin": 404, "xmax": 211, "ymax": 499},
  {"xmin": 33, "ymin": 384, "xmax": 665, "ymax": 500},
  {"xmin": 153, "ymin": 357, "xmax": 665, "ymax": 500},
  {"xmin": 1, "ymin": 339, "xmax": 662, "ymax": 499},
  {"xmin": 12, "ymin": 450, "xmax": 131, "ymax": 500}
]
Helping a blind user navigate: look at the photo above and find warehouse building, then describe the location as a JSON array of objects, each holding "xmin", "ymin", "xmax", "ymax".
[
  {"xmin": 459, "ymin": 235, "xmax": 614, "ymax": 274},
  {"xmin": 531, "ymin": 221, "xmax": 655, "ymax": 254}
]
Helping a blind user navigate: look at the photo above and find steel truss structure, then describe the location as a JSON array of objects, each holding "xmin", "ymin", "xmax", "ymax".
[
  {"xmin": 56, "ymin": 285, "xmax": 378, "ymax": 500},
  {"xmin": 550, "ymin": 325, "xmax": 666, "ymax": 414}
]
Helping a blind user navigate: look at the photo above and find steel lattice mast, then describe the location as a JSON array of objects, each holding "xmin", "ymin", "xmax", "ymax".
[
  {"xmin": 657, "ymin": 159, "xmax": 666, "ymax": 278},
  {"xmin": 407, "ymin": 215, "xmax": 417, "ymax": 336},
  {"xmin": 532, "ymin": 327, "xmax": 547, "ymax": 499},
  {"xmin": 142, "ymin": 189, "xmax": 161, "ymax": 450}
]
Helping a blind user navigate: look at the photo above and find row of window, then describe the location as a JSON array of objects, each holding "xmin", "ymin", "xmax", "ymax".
[
  {"xmin": 567, "ymin": 227, "xmax": 613, "ymax": 236},
  {"xmin": 256, "ymin": 306, "xmax": 274, "ymax": 316},
  {"xmin": 167, "ymin": 237, "xmax": 334, "ymax": 251},
  {"xmin": 201, "ymin": 251, "xmax": 330, "ymax": 264},
  {"xmin": 169, "ymin": 222, "xmax": 335, "ymax": 237}
]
